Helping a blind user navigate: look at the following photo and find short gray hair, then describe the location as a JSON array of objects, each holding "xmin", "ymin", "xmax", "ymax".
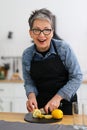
[{"xmin": 28, "ymin": 8, "xmax": 54, "ymax": 30}]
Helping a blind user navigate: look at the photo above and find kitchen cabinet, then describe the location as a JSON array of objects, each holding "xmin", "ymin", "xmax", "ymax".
[
  {"xmin": 12, "ymin": 83, "xmax": 27, "ymax": 113},
  {"xmin": 0, "ymin": 83, "xmax": 13, "ymax": 112},
  {"xmin": 0, "ymin": 81, "xmax": 87, "ymax": 113},
  {"xmin": 0, "ymin": 81, "xmax": 27, "ymax": 113}
]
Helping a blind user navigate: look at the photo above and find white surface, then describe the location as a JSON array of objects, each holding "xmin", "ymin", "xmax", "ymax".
[
  {"xmin": 0, "ymin": 83, "xmax": 27, "ymax": 113},
  {"xmin": 77, "ymin": 83, "xmax": 87, "ymax": 103}
]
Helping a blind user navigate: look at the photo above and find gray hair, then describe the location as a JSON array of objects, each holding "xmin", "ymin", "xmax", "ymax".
[{"xmin": 28, "ymin": 8, "xmax": 54, "ymax": 30}]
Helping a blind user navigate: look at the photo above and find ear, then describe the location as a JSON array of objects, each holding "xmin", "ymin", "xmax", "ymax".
[
  {"xmin": 51, "ymin": 30, "xmax": 54, "ymax": 38},
  {"xmin": 29, "ymin": 30, "xmax": 33, "ymax": 38}
]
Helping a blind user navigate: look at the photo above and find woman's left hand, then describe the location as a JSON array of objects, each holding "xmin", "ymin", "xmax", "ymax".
[{"xmin": 44, "ymin": 94, "xmax": 63, "ymax": 114}]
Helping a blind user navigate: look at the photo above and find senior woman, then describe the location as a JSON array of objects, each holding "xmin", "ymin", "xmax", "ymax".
[{"xmin": 22, "ymin": 8, "xmax": 83, "ymax": 115}]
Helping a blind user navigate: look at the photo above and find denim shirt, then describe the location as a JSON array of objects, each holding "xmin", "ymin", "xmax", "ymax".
[{"xmin": 22, "ymin": 39, "xmax": 83, "ymax": 101}]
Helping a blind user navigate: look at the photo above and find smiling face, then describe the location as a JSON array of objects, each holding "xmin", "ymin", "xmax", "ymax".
[{"xmin": 29, "ymin": 19, "xmax": 54, "ymax": 52}]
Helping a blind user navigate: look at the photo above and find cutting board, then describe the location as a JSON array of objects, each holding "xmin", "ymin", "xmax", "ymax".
[{"xmin": 24, "ymin": 113, "xmax": 62, "ymax": 123}]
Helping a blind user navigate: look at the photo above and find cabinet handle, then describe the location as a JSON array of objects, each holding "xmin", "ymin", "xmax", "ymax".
[{"xmin": 10, "ymin": 101, "xmax": 13, "ymax": 112}]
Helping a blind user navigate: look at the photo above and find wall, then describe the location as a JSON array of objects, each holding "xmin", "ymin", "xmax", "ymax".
[{"xmin": 0, "ymin": 0, "xmax": 87, "ymax": 79}]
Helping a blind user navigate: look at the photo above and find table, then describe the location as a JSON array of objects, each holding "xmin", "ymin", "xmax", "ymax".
[
  {"xmin": 2, "ymin": 113, "xmax": 87, "ymax": 130},
  {"xmin": 0, "ymin": 112, "xmax": 73, "ymax": 125}
]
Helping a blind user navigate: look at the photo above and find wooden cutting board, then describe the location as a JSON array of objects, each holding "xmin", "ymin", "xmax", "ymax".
[{"xmin": 24, "ymin": 113, "xmax": 62, "ymax": 123}]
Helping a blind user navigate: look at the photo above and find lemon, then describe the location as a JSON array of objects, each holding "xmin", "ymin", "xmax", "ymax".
[
  {"xmin": 51, "ymin": 109, "xmax": 63, "ymax": 119},
  {"xmin": 44, "ymin": 114, "xmax": 53, "ymax": 119},
  {"xmin": 33, "ymin": 109, "xmax": 42, "ymax": 118},
  {"xmin": 37, "ymin": 114, "xmax": 52, "ymax": 119},
  {"xmin": 33, "ymin": 109, "xmax": 53, "ymax": 119}
]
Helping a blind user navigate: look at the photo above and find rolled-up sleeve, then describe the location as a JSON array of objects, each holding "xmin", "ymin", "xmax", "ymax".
[
  {"xmin": 22, "ymin": 47, "xmax": 38, "ymax": 98},
  {"xmin": 57, "ymin": 42, "xmax": 83, "ymax": 101}
]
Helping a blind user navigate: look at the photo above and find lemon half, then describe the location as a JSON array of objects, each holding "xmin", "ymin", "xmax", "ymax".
[
  {"xmin": 33, "ymin": 109, "xmax": 42, "ymax": 118},
  {"xmin": 51, "ymin": 109, "xmax": 63, "ymax": 119}
]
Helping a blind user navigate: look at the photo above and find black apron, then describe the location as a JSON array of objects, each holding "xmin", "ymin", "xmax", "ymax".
[{"xmin": 30, "ymin": 43, "xmax": 77, "ymax": 115}]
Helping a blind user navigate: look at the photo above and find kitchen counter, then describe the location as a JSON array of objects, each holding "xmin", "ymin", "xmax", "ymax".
[
  {"xmin": 1, "ymin": 112, "xmax": 87, "ymax": 130},
  {"xmin": 0, "ymin": 112, "xmax": 25, "ymax": 123},
  {"xmin": 0, "ymin": 79, "xmax": 87, "ymax": 84},
  {"xmin": 0, "ymin": 112, "xmax": 73, "ymax": 125},
  {"xmin": 0, "ymin": 79, "xmax": 23, "ymax": 83}
]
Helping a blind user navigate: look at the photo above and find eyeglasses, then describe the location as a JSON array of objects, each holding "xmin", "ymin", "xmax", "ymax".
[{"xmin": 31, "ymin": 28, "xmax": 52, "ymax": 35}]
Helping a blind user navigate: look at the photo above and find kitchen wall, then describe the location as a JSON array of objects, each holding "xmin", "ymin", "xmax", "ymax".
[{"xmin": 0, "ymin": 0, "xmax": 87, "ymax": 79}]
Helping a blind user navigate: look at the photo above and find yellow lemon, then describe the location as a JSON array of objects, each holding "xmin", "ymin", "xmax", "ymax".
[
  {"xmin": 44, "ymin": 114, "xmax": 53, "ymax": 119},
  {"xmin": 33, "ymin": 109, "xmax": 41, "ymax": 118},
  {"xmin": 51, "ymin": 109, "xmax": 63, "ymax": 119},
  {"xmin": 33, "ymin": 109, "xmax": 53, "ymax": 119}
]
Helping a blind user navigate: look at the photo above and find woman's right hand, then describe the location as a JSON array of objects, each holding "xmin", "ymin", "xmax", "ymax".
[{"xmin": 26, "ymin": 92, "xmax": 38, "ymax": 112}]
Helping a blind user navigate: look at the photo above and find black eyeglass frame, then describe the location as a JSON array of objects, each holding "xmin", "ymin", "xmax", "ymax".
[{"xmin": 31, "ymin": 28, "xmax": 53, "ymax": 35}]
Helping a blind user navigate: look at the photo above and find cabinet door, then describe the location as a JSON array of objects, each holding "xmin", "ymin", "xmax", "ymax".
[
  {"xmin": 0, "ymin": 84, "xmax": 14, "ymax": 112},
  {"xmin": 13, "ymin": 98, "xmax": 28, "ymax": 113},
  {"xmin": 0, "ymin": 98, "xmax": 13, "ymax": 112},
  {"xmin": 11, "ymin": 83, "xmax": 27, "ymax": 112},
  {"xmin": 13, "ymin": 83, "xmax": 26, "ymax": 98},
  {"xmin": 0, "ymin": 84, "xmax": 13, "ymax": 97},
  {"xmin": 0, "ymin": 82, "xmax": 27, "ymax": 112}
]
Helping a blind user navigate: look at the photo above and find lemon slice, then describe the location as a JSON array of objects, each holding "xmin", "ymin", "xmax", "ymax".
[
  {"xmin": 33, "ymin": 109, "xmax": 53, "ymax": 119},
  {"xmin": 37, "ymin": 114, "xmax": 45, "ymax": 118},
  {"xmin": 33, "ymin": 109, "xmax": 41, "ymax": 118},
  {"xmin": 44, "ymin": 114, "xmax": 53, "ymax": 119}
]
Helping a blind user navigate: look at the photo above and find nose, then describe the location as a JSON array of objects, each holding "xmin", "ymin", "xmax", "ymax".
[{"xmin": 39, "ymin": 31, "xmax": 45, "ymax": 36}]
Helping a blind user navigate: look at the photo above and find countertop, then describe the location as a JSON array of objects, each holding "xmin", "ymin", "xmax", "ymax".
[
  {"xmin": 0, "ymin": 79, "xmax": 24, "ymax": 83},
  {"xmin": 0, "ymin": 112, "xmax": 25, "ymax": 123},
  {"xmin": 0, "ymin": 80, "xmax": 87, "ymax": 84},
  {"xmin": 0, "ymin": 112, "xmax": 73, "ymax": 125}
]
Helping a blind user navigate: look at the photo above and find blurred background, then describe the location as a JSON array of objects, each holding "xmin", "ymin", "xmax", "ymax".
[
  {"xmin": 0, "ymin": 0, "xmax": 87, "ymax": 80},
  {"xmin": 0, "ymin": 0, "xmax": 87, "ymax": 112}
]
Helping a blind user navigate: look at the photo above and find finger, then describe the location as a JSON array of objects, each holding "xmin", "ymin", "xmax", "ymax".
[
  {"xmin": 33, "ymin": 103, "xmax": 38, "ymax": 109},
  {"xmin": 26, "ymin": 101, "xmax": 31, "ymax": 112},
  {"xmin": 44, "ymin": 105, "xmax": 49, "ymax": 114},
  {"xmin": 48, "ymin": 107, "xmax": 51, "ymax": 114},
  {"xmin": 26, "ymin": 101, "xmax": 34, "ymax": 112}
]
